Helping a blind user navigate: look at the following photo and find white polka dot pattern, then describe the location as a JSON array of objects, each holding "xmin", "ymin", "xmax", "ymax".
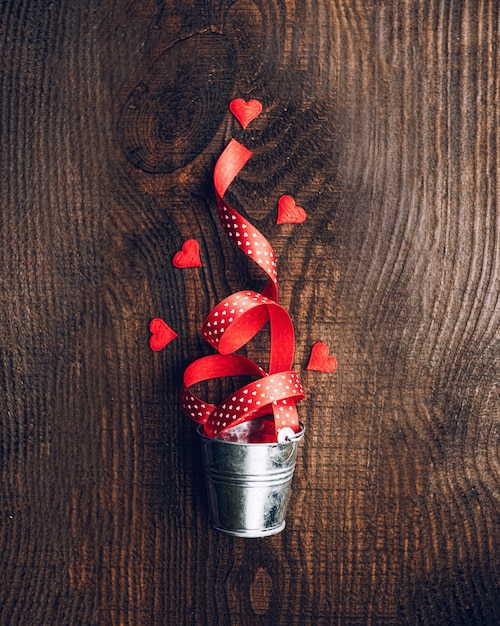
[
  {"xmin": 205, "ymin": 372, "xmax": 304, "ymax": 438},
  {"xmin": 202, "ymin": 289, "xmax": 269, "ymax": 353},
  {"xmin": 217, "ymin": 196, "xmax": 278, "ymax": 301},
  {"xmin": 180, "ymin": 137, "xmax": 305, "ymax": 442}
]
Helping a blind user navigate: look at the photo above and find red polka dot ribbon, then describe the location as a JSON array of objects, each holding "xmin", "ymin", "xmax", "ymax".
[
  {"xmin": 181, "ymin": 134, "xmax": 305, "ymax": 442},
  {"xmin": 214, "ymin": 139, "xmax": 278, "ymax": 301}
]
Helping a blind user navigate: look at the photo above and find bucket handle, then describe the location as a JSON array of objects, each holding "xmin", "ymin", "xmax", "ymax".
[{"xmin": 268, "ymin": 426, "xmax": 304, "ymax": 464}]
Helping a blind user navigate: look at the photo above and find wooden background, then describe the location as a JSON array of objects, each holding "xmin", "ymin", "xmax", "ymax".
[{"xmin": 0, "ymin": 0, "xmax": 498, "ymax": 624}]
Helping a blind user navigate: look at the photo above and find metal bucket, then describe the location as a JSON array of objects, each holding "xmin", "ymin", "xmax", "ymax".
[{"xmin": 197, "ymin": 422, "xmax": 305, "ymax": 537}]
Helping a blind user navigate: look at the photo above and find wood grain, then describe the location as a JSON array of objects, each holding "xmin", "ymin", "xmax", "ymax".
[{"xmin": 0, "ymin": 0, "xmax": 498, "ymax": 624}]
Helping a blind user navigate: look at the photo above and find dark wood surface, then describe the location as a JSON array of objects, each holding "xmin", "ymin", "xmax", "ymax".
[{"xmin": 1, "ymin": 1, "xmax": 499, "ymax": 624}]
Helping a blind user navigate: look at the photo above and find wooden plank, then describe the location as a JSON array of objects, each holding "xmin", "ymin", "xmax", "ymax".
[{"xmin": 0, "ymin": 0, "xmax": 498, "ymax": 624}]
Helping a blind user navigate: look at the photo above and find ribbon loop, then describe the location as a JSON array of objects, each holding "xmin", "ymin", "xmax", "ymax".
[
  {"xmin": 181, "ymin": 354, "xmax": 267, "ymax": 424},
  {"xmin": 205, "ymin": 371, "xmax": 304, "ymax": 439},
  {"xmin": 202, "ymin": 290, "xmax": 294, "ymax": 373}
]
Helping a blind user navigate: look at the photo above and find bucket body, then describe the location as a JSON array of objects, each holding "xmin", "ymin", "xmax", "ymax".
[{"xmin": 197, "ymin": 423, "xmax": 305, "ymax": 537}]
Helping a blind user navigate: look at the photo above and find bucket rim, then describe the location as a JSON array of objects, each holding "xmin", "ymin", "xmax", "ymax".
[{"xmin": 196, "ymin": 421, "xmax": 305, "ymax": 446}]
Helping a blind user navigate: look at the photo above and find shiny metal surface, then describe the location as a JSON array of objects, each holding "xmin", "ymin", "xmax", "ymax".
[{"xmin": 198, "ymin": 423, "xmax": 305, "ymax": 538}]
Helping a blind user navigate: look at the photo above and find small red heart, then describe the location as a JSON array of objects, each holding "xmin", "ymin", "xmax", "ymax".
[
  {"xmin": 229, "ymin": 98, "xmax": 263, "ymax": 129},
  {"xmin": 306, "ymin": 342, "xmax": 338, "ymax": 373},
  {"xmin": 276, "ymin": 195, "xmax": 307, "ymax": 224},
  {"xmin": 149, "ymin": 318, "xmax": 178, "ymax": 351},
  {"xmin": 172, "ymin": 239, "xmax": 202, "ymax": 268}
]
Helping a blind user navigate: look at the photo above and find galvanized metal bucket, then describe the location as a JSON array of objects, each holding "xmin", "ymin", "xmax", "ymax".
[{"xmin": 197, "ymin": 421, "xmax": 305, "ymax": 537}]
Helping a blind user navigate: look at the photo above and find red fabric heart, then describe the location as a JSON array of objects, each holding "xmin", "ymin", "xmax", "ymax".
[
  {"xmin": 149, "ymin": 318, "xmax": 178, "ymax": 351},
  {"xmin": 172, "ymin": 239, "xmax": 202, "ymax": 268},
  {"xmin": 306, "ymin": 342, "xmax": 338, "ymax": 373},
  {"xmin": 229, "ymin": 99, "xmax": 263, "ymax": 129},
  {"xmin": 276, "ymin": 195, "xmax": 307, "ymax": 224}
]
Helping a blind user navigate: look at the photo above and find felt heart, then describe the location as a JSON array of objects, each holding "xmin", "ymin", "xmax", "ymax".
[
  {"xmin": 149, "ymin": 318, "xmax": 178, "ymax": 351},
  {"xmin": 306, "ymin": 342, "xmax": 338, "ymax": 373},
  {"xmin": 229, "ymin": 99, "xmax": 263, "ymax": 129},
  {"xmin": 276, "ymin": 195, "xmax": 307, "ymax": 224},
  {"xmin": 172, "ymin": 239, "xmax": 202, "ymax": 268}
]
